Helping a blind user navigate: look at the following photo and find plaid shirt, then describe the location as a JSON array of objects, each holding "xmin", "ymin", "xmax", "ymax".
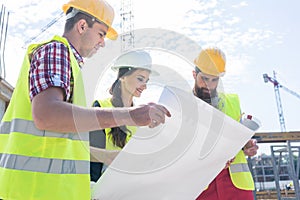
[{"xmin": 29, "ymin": 41, "xmax": 83, "ymax": 103}]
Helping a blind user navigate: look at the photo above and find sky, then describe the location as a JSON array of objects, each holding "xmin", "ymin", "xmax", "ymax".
[{"xmin": 1, "ymin": 0, "xmax": 300, "ymax": 155}]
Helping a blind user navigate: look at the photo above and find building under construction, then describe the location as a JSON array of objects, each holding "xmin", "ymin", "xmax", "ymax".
[
  {"xmin": 251, "ymin": 131, "xmax": 300, "ymax": 200},
  {"xmin": 0, "ymin": 1, "xmax": 300, "ymax": 200}
]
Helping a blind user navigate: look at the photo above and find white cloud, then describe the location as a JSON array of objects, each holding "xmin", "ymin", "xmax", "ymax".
[
  {"xmin": 195, "ymin": 0, "xmax": 218, "ymax": 10},
  {"xmin": 232, "ymin": 1, "xmax": 248, "ymax": 9},
  {"xmin": 1, "ymin": 0, "xmax": 299, "ymax": 134},
  {"xmin": 225, "ymin": 17, "xmax": 240, "ymax": 26}
]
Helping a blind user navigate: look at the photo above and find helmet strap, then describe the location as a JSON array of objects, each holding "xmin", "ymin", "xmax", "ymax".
[{"xmin": 66, "ymin": 8, "xmax": 80, "ymax": 20}]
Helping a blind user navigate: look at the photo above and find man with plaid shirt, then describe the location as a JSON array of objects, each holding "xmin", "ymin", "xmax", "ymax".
[{"xmin": 0, "ymin": 0, "xmax": 170, "ymax": 199}]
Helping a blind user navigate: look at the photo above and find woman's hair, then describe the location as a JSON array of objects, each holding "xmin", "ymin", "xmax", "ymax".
[{"xmin": 108, "ymin": 67, "xmax": 139, "ymax": 148}]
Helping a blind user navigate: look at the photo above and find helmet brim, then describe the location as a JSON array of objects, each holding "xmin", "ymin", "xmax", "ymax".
[
  {"xmin": 106, "ymin": 27, "xmax": 118, "ymax": 40},
  {"xmin": 111, "ymin": 65, "xmax": 160, "ymax": 76}
]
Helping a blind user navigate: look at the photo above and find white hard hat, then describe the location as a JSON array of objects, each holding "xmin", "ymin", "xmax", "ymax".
[{"xmin": 111, "ymin": 50, "xmax": 159, "ymax": 76}]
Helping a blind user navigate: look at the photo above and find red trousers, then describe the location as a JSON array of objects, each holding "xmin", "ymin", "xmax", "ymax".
[{"xmin": 196, "ymin": 168, "xmax": 254, "ymax": 200}]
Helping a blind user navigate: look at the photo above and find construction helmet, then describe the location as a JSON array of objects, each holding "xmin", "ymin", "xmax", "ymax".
[
  {"xmin": 62, "ymin": 0, "xmax": 118, "ymax": 40},
  {"xmin": 194, "ymin": 47, "xmax": 226, "ymax": 77},
  {"xmin": 111, "ymin": 50, "xmax": 159, "ymax": 76}
]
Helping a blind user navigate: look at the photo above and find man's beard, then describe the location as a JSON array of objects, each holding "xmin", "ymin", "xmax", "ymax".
[{"xmin": 193, "ymin": 84, "xmax": 218, "ymax": 105}]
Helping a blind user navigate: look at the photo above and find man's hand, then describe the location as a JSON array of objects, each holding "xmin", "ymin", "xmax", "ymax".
[
  {"xmin": 243, "ymin": 139, "xmax": 258, "ymax": 157},
  {"xmin": 224, "ymin": 157, "xmax": 235, "ymax": 169},
  {"xmin": 129, "ymin": 103, "xmax": 171, "ymax": 128}
]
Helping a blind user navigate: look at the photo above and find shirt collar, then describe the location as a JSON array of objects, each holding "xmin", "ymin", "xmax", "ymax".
[{"xmin": 69, "ymin": 42, "xmax": 84, "ymax": 68}]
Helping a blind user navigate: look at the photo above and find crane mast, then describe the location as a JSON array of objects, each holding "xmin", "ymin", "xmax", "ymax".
[
  {"xmin": 263, "ymin": 71, "xmax": 286, "ymax": 131},
  {"xmin": 0, "ymin": 4, "xmax": 9, "ymax": 79},
  {"xmin": 120, "ymin": 0, "xmax": 134, "ymax": 52}
]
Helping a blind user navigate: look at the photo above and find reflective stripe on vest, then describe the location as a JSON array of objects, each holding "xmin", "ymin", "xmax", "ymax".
[
  {"xmin": 230, "ymin": 163, "xmax": 250, "ymax": 173},
  {"xmin": 0, "ymin": 119, "xmax": 88, "ymax": 141},
  {"xmin": 0, "ymin": 153, "xmax": 89, "ymax": 174}
]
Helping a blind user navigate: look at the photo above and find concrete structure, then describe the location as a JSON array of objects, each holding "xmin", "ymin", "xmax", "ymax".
[{"xmin": 0, "ymin": 78, "xmax": 13, "ymax": 119}]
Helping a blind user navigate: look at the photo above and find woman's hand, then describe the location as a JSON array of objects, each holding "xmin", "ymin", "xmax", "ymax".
[{"xmin": 90, "ymin": 146, "xmax": 120, "ymax": 165}]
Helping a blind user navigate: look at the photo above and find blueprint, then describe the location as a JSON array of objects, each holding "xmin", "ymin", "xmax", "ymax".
[{"xmin": 91, "ymin": 86, "xmax": 254, "ymax": 200}]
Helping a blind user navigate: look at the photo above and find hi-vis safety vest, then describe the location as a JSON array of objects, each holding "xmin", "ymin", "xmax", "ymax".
[
  {"xmin": 97, "ymin": 98, "xmax": 137, "ymax": 151},
  {"xmin": 218, "ymin": 93, "xmax": 255, "ymax": 190},
  {"xmin": 0, "ymin": 35, "xmax": 90, "ymax": 200}
]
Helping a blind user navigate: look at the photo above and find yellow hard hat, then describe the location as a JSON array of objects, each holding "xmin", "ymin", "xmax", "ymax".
[
  {"xmin": 194, "ymin": 47, "xmax": 226, "ymax": 77},
  {"xmin": 62, "ymin": 0, "xmax": 118, "ymax": 40}
]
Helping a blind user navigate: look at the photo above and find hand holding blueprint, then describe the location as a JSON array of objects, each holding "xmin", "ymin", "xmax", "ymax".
[{"xmin": 91, "ymin": 86, "xmax": 254, "ymax": 200}]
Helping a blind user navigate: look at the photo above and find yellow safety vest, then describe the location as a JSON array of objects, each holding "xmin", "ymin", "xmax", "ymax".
[
  {"xmin": 97, "ymin": 98, "xmax": 137, "ymax": 150},
  {"xmin": 0, "ymin": 35, "xmax": 90, "ymax": 200},
  {"xmin": 218, "ymin": 93, "xmax": 255, "ymax": 190}
]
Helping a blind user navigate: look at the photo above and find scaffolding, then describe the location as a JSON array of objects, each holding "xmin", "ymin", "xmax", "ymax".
[{"xmin": 251, "ymin": 131, "xmax": 300, "ymax": 200}]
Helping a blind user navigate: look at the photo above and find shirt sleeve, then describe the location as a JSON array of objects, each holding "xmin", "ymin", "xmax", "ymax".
[{"xmin": 29, "ymin": 41, "xmax": 72, "ymax": 101}]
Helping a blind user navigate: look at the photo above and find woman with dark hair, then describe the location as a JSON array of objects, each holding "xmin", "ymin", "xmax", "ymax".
[{"xmin": 90, "ymin": 50, "xmax": 158, "ymax": 183}]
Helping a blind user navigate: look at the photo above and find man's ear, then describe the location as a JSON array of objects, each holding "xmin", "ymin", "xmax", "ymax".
[
  {"xmin": 119, "ymin": 76, "xmax": 125, "ymax": 81},
  {"xmin": 192, "ymin": 70, "xmax": 197, "ymax": 80},
  {"xmin": 77, "ymin": 19, "xmax": 87, "ymax": 33}
]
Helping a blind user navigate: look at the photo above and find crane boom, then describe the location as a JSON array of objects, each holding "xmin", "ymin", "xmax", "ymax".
[
  {"xmin": 263, "ymin": 71, "xmax": 300, "ymax": 100},
  {"xmin": 280, "ymin": 84, "xmax": 300, "ymax": 99}
]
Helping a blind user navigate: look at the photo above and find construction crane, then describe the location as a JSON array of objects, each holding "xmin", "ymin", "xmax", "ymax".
[
  {"xmin": 263, "ymin": 71, "xmax": 300, "ymax": 132},
  {"xmin": 263, "ymin": 70, "xmax": 300, "ymax": 199},
  {"xmin": 0, "ymin": 4, "xmax": 9, "ymax": 79},
  {"xmin": 22, "ymin": 12, "xmax": 64, "ymax": 49},
  {"xmin": 120, "ymin": 0, "xmax": 134, "ymax": 52}
]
